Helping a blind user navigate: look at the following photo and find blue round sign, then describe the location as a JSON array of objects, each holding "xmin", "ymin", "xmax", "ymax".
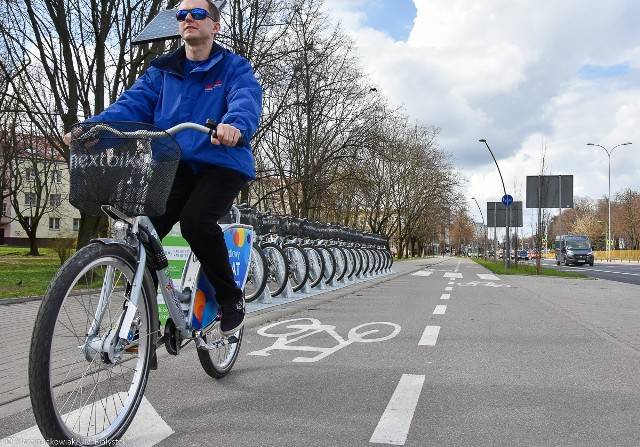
[{"xmin": 502, "ymin": 194, "xmax": 513, "ymax": 206}]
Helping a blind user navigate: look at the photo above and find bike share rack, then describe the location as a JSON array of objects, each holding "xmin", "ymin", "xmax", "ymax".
[{"xmin": 235, "ymin": 208, "xmax": 394, "ymax": 311}]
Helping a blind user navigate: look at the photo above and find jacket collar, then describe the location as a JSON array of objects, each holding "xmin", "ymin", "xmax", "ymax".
[{"xmin": 151, "ymin": 42, "xmax": 227, "ymax": 76}]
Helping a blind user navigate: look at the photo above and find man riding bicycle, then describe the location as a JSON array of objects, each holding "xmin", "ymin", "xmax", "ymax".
[{"xmin": 64, "ymin": 0, "xmax": 262, "ymax": 336}]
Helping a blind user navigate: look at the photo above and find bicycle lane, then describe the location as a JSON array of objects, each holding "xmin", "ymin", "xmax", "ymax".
[
  {"xmin": 112, "ymin": 257, "xmax": 459, "ymax": 446},
  {"xmin": 0, "ymin": 258, "xmax": 444, "ymax": 443}
]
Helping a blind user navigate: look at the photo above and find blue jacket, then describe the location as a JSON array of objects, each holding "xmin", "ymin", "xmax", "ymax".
[{"xmin": 87, "ymin": 43, "xmax": 262, "ymax": 180}]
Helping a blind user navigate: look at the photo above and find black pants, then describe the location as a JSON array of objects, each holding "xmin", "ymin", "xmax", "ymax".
[{"xmin": 151, "ymin": 162, "xmax": 246, "ymax": 306}]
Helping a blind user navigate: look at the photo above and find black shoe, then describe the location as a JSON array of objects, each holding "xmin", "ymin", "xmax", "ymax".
[{"xmin": 220, "ymin": 302, "xmax": 245, "ymax": 336}]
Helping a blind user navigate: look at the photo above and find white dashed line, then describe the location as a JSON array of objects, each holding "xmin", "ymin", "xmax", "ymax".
[
  {"xmin": 444, "ymin": 272, "xmax": 463, "ymax": 278},
  {"xmin": 419, "ymin": 326, "xmax": 440, "ymax": 346},
  {"xmin": 370, "ymin": 374, "xmax": 426, "ymax": 445},
  {"xmin": 444, "ymin": 286, "xmax": 453, "ymax": 291},
  {"xmin": 440, "ymin": 293, "xmax": 450, "ymax": 300},
  {"xmin": 411, "ymin": 270, "xmax": 433, "ymax": 276},
  {"xmin": 433, "ymin": 305, "xmax": 447, "ymax": 315}
]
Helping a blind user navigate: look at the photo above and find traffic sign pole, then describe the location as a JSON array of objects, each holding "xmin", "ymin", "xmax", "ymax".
[{"xmin": 501, "ymin": 194, "xmax": 513, "ymax": 269}]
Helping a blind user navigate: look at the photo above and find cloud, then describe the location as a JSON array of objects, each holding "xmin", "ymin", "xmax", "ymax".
[{"xmin": 324, "ymin": 0, "xmax": 640, "ymax": 233}]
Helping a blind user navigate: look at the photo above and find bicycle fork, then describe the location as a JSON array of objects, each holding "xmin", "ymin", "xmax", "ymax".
[{"xmin": 82, "ymin": 242, "xmax": 148, "ymax": 365}]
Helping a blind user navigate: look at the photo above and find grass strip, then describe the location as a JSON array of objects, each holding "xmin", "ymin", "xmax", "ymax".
[
  {"xmin": 472, "ymin": 257, "xmax": 588, "ymax": 278},
  {"xmin": 0, "ymin": 247, "xmax": 61, "ymax": 299}
]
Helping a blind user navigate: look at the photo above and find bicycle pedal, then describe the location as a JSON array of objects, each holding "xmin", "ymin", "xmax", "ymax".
[{"xmin": 195, "ymin": 335, "xmax": 239, "ymax": 351}]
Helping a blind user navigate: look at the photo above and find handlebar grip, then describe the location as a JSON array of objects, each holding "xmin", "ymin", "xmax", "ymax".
[
  {"xmin": 209, "ymin": 129, "xmax": 246, "ymax": 147},
  {"xmin": 205, "ymin": 118, "xmax": 246, "ymax": 147}
]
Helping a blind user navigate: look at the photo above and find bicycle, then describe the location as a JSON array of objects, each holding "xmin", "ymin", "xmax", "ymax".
[
  {"xmin": 255, "ymin": 211, "xmax": 291, "ymax": 297},
  {"xmin": 28, "ymin": 120, "xmax": 252, "ymax": 446},
  {"xmin": 301, "ymin": 220, "xmax": 337, "ymax": 285}
]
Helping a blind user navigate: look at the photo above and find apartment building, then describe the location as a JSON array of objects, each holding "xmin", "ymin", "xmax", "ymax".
[{"xmin": 1, "ymin": 134, "xmax": 81, "ymax": 246}]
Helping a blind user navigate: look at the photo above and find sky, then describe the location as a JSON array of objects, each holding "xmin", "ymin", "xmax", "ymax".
[{"xmin": 323, "ymin": 0, "xmax": 640, "ymax": 236}]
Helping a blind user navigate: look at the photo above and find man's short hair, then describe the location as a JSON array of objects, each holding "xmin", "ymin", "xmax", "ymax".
[{"xmin": 204, "ymin": 0, "xmax": 220, "ymax": 21}]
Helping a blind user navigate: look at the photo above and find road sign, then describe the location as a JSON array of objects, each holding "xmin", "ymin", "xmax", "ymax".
[
  {"xmin": 486, "ymin": 201, "xmax": 523, "ymax": 227},
  {"xmin": 526, "ymin": 175, "xmax": 574, "ymax": 209},
  {"xmin": 502, "ymin": 194, "xmax": 513, "ymax": 206}
]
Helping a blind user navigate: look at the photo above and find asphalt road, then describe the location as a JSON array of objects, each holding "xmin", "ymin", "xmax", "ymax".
[
  {"xmin": 539, "ymin": 258, "xmax": 640, "ymax": 285},
  {"xmin": 3, "ymin": 257, "xmax": 640, "ymax": 446}
]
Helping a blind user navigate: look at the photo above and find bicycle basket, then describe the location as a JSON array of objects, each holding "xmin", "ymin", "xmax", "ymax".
[{"xmin": 69, "ymin": 121, "xmax": 181, "ymax": 216}]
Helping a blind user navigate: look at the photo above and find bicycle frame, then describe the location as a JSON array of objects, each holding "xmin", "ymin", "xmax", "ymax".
[{"xmin": 96, "ymin": 204, "xmax": 253, "ymax": 346}]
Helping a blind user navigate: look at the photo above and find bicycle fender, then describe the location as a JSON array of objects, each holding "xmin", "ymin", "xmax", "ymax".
[{"xmin": 90, "ymin": 237, "xmax": 137, "ymax": 252}]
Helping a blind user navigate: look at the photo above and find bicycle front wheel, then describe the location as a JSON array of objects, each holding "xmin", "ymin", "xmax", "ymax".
[
  {"xmin": 283, "ymin": 243, "xmax": 309, "ymax": 292},
  {"xmin": 29, "ymin": 243, "xmax": 157, "ymax": 446},
  {"xmin": 263, "ymin": 242, "xmax": 290, "ymax": 297},
  {"xmin": 244, "ymin": 242, "xmax": 268, "ymax": 302}
]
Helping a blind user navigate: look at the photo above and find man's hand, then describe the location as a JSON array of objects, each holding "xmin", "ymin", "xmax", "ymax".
[
  {"xmin": 211, "ymin": 123, "xmax": 242, "ymax": 146},
  {"xmin": 63, "ymin": 126, "xmax": 100, "ymax": 148},
  {"xmin": 63, "ymin": 126, "xmax": 88, "ymax": 146}
]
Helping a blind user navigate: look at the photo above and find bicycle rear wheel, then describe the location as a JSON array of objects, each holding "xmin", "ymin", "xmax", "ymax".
[
  {"xmin": 197, "ymin": 290, "xmax": 244, "ymax": 378},
  {"xmin": 29, "ymin": 243, "xmax": 157, "ymax": 445}
]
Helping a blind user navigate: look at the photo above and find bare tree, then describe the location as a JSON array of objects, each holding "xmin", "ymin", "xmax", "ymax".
[
  {"xmin": 0, "ymin": 0, "xmax": 173, "ymax": 248},
  {"xmin": 3, "ymin": 118, "xmax": 68, "ymax": 255},
  {"xmin": 255, "ymin": 0, "xmax": 375, "ymax": 218}
]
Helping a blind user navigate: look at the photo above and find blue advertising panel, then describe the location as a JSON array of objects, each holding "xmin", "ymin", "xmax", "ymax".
[{"xmin": 191, "ymin": 225, "xmax": 253, "ymax": 330}]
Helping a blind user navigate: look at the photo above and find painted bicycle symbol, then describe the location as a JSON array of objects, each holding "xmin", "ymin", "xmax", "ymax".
[
  {"xmin": 458, "ymin": 281, "xmax": 511, "ymax": 287},
  {"xmin": 248, "ymin": 317, "xmax": 401, "ymax": 363}
]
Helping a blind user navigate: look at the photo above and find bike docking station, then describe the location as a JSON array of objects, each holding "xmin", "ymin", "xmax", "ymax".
[{"xmin": 160, "ymin": 211, "xmax": 394, "ymax": 317}]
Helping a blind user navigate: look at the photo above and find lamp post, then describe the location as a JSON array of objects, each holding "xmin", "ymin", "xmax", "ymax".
[
  {"xmin": 587, "ymin": 142, "xmax": 632, "ymax": 262},
  {"xmin": 471, "ymin": 197, "xmax": 487, "ymax": 260},
  {"xmin": 479, "ymin": 139, "xmax": 510, "ymax": 268}
]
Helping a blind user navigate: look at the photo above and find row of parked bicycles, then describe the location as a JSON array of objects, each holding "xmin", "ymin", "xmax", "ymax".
[{"xmin": 228, "ymin": 206, "xmax": 394, "ymax": 302}]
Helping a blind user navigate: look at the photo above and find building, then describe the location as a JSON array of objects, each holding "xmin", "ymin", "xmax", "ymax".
[{"xmin": 1, "ymin": 133, "xmax": 81, "ymax": 246}]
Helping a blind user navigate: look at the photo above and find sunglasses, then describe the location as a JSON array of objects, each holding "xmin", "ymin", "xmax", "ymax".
[{"xmin": 176, "ymin": 8, "xmax": 216, "ymax": 22}]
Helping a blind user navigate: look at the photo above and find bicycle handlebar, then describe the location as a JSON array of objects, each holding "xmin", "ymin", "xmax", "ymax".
[{"xmin": 77, "ymin": 120, "xmax": 246, "ymax": 147}]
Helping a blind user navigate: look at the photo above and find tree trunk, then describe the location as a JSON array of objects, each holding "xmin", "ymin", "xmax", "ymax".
[
  {"xmin": 28, "ymin": 230, "xmax": 40, "ymax": 256},
  {"xmin": 77, "ymin": 213, "xmax": 106, "ymax": 249}
]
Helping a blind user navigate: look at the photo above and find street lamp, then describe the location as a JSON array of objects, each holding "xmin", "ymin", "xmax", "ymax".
[
  {"xmin": 479, "ymin": 139, "xmax": 510, "ymax": 268},
  {"xmin": 587, "ymin": 142, "xmax": 632, "ymax": 262},
  {"xmin": 471, "ymin": 197, "xmax": 487, "ymax": 260}
]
